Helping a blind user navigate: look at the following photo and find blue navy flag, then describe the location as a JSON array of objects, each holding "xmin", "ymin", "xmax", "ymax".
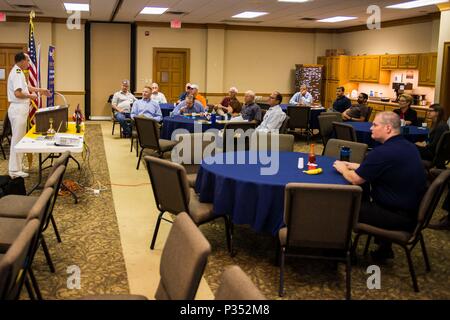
[{"xmin": 47, "ymin": 46, "xmax": 55, "ymax": 107}]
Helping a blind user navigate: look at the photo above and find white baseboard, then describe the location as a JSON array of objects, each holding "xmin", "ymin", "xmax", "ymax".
[{"xmin": 89, "ymin": 116, "xmax": 112, "ymax": 121}]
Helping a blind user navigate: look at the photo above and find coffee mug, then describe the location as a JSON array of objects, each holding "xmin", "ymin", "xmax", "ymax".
[{"xmin": 422, "ymin": 123, "xmax": 427, "ymax": 128}]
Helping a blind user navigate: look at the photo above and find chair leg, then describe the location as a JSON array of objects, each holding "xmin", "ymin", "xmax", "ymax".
[
  {"xmin": 130, "ymin": 136, "xmax": 134, "ymax": 152},
  {"xmin": 136, "ymin": 148, "xmax": 143, "ymax": 170},
  {"xmin": 351, "ymin": 233, "xmax": 361, "ymax": 264},
  {"xmin": 363, "ymin": 235, "xmax": 372, "ymax": 256},
  {"xmin": 50, "ymin": 215, "xmax": 62, "ymax": 243},
  {"xmin": 135, "ymin": 139, "xmax": 139, "ymax": 157},
  {"xmin": 404, "ymin": 247, "xmax": 420, "ymax": 292},
  {"xmin": 419, "ymin": 235, "xmax": 431, "ymax": 272},
  {"xmin": 28, "ymin": 268, "xmax": 43, "ymax": 300},
  {"xmin": 346, "ymin": 251, "xmax": 352, "ymax": 300},
  {"xmin": 279, "ymin": 247, "xmax": 286, "ymax": 297},
  {"xmin": 40, "ymin": 236, "xmax": 55, "ymax": 273},
  {"xmin": 112, "ymin": 122, "xmax": 115, "ymax": 135},
  {"xmin": 223, "ymin": 216, "xmax": 235, "ymax": 257},
  {"xmin": 0, "ymin": 144, "xmax": 6, "ymax": 160},
  {"xmin": 150, "ymin": 211, "xmax": 165, "ymax": 250},
  {"xmin": 24, "ymin": 275, "xmax": 36, "ymax": 300}
]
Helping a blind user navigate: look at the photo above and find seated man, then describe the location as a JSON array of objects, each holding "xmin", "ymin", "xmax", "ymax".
[
  {"xmin": 189, "ymin": 84, "xmax": 207, "ymax": 108},
  {"xmin": 333, "ymin": 112, "xmax": 426, "ymax": 260},
  {"xmin": 111, "ymin": 80, "xmax": 136, "ymax": 137},
  {"xmin": 215, "ymin": 87, "xmax": 242, "ymax": 116},
  {"xmin": 238, "ymin": 90, "xmax": 262, "ymax": 123},
  {"xmin": 172, "ymin": 95, "xmax": 204, "ymax": 115},
  {"xmin": 289, "ymin": 84, "xmax": 313, "ymax": 106},
  {"xmin": 176, "ymin": 83, "xmax": 191, "ymax": 104},
  {"xmin": 331, "ymin": 86, "xmax": 351, "ymax": 113},
  {"xmin": 256, "ymin": 91, "xmax": 286, "ymax": 132},
  {"xmin": 130, "ymin": 86, "xmax": 162, "ymax": 122},
  {"xmin": 150, "ymin": 83, "xmax": 167, "ymax": 104},
  {"xmin": 341, "ymin": 93, "xmax": 369, "ymax": 122}
]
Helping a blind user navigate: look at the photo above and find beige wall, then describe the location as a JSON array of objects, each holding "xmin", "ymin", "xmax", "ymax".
[
  {"xmin": 206, "ymin": 28, "xmax": 225, "ymax": 93},
  {"xmin": 334, "ymin": 20, "xmax": 439, "ymax": 55},
  {"xmin": 136, "ymin": 26, "xmax": 207, "ymax": 93},
  {"xmin": 90, "ymin": 23, "xmax": 130, "ymax": 117},
  {"xmin": 435, "ymin": 10, "xmax": 450, "ymax": 101}
]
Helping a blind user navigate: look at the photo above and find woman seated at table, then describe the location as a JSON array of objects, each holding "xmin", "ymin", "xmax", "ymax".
[
  {"xmin": 416, "ymin": 103, "xmax": 449, "ymax": 161},
  {"xmin": 393, "ymin": 94, "xmax": 418, "ymax": 126},
  {"xmin": 172, "ymin": 95, "xmax": 204, "ymax": 116}
]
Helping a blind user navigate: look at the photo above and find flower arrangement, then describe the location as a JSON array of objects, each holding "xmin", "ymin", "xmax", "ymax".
[{"xmin": 72, "ymin": 104, "xmax": 84, "ymax": 133}]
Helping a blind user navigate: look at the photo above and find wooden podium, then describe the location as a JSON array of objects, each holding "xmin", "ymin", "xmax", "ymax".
[{"xmin": 35, "ymin": 106, "xmax": 69, "ymax": 133}]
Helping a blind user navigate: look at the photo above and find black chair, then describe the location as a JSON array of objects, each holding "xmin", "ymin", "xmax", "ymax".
[
  {"xmin": 365, "ymin": 107, "xmax": 373, "ymax": 122},
  {"xmin": 0, "ymin": 112, "xmax": 12, "ymax": 160},
  {"xmin": 352, "ymin": 169, "xmax": 450, "ymax": 292},
  {"xmin": 222, "ymin": 121, "xmax": 257, "ymax": 152},
  {"xmin": 257, "ymin": 103, "xmax": 270, "ymax": 110},
  {"xmin": 318, "ymin": 114, "xmax": 342, "ymax": 148},
  {"xmin": 333, "ymin": 121, "xmax": 357, "ymax": 142},
  {"xmin": 134, "ymin": 116, "xmax": 178, "ymax": 170},
  {"xmin": 279, "ymin": 115, "xmax": 290, "ymax": 134},
  {"xmin": 287, "ymin": 106, "xmax": 312, "ymax": 143},
  {"xmin": 422, "ymin": 131, "xmax": 450, "ymax": 170},
  {"xmin": 324, "ymin": 139, "xmax": 368, "ymax": 163}
]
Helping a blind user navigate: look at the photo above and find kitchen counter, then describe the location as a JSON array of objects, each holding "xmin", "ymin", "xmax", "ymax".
[{"xmin": 350, "ymin": 98, "xmax": 431, "ymax": 111}]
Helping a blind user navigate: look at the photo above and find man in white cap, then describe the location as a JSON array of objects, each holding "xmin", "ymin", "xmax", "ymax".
[
  {"xmin": 7, "ymin": 52, "xmax": 51, "ymax": 178},
  {"xmin": 150, "ymin": 82, "xmax": 167, "ymax": 104},
  {"xmin": 111, "ymin": 80, "xmax": 136, "ymax": 137},
  {"xmin": 188, "ymin": 84, "xmax": 206, "ymax": 108}
]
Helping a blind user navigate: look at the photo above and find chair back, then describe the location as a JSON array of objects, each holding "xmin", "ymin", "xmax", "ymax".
[
  {"xmin": 413, "ymin": 169, "xmax": 450, "ymax": 240},
  {"xmin": 365, "ymin": 107, "xmax": 373, "ymax": 122},
  {"xmin": 0, "ymin": 111, "xmax": 12, "ymax": 142},
  {"xmin": 0, "ymin": 219, "xmax": 40, "ymax": 300},
  {"xmin": 49, "ymin": 151, "xmax": 70, "ymax": 176},
  {"xmin": 279, "ymin": 115, "xmax": 290, "ymax": 134},
  {"xmin": 431, "ymin": 131, "xmax": 450, "ymax": 169},
  {"xmin": 26, "ymin": 187, "xmax": 54, "ymax": 223},
  {"xmin": 134, "ymin": 116, "xmax": 161, "ymax": 151},
  {"xmin": 324, "ymin": 139, "xmax": 368, "ymax": 163},
  {"xmin": 318, "ymin": 114, "xmax": 341, "ymax": 146},
  {"xmin": 155, "ymin": 212, "xmax": 211, "ymax": 300},
  {"xmin": 287, "ymin": 106, "xmax": 310, "ymax": 130},
  {"xmin": 172, "ymin": 132, "xmax": 216, "ymax": 166},
  {"xmin": 257, "ymin": 103, "xmax": 270, "ymax": 110},
  {"xmin": 144, "ymin": 156, "xmax": 190, "ymax": 214},
  {"xmin": 250, "ymin": 132, "xmax": 294, "ymax": 152},
  {"xmin": 333, "ymin": 122, "xmax": 357, "ymax": 142},
  {"xmin": 284, "ymin": 183, "xmax": 362, "ymax": 251},
  {"xmin": 215, "ymin": 265, "xmax": 266, "ymax": 300},
  {"xmin": 223, "ymin": 122, "xmax": 257, "ymax": 152}
]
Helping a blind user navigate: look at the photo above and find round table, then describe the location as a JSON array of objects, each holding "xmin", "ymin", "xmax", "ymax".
[
  {"xmin": 280, "ymin": 104, "xmax": 326, "ymax": 129},
  {"xmin": 195, "ymin": 151, "xmax": 349, "ymax": 235},
  {"xmin": 348, "ymin": 122, "xmax": 429, "ymax": 148},
  {"xmin": 159, "ymin": 103, "xmax": 175, "ymax": 117},
  {"xmin": 161, "ymin": 115, "xmax": 226, "ymax": 140}
]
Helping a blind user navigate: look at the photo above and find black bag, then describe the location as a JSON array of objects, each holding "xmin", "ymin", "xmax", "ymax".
[{"xmin": 0, "ymin": 175, "xmax": 26, "ymax": 198}]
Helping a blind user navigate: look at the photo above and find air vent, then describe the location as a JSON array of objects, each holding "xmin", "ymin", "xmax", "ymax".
[
  {"xmin": 165, "ymin": 11, "xmax": 187, "ymax": 15},
  {"xmin": 299, "ymin": 17, "xmax": 316, "ymax": 21},
  {"xmin": 221, "ymin": 19, "xmax": 263, "ymax": 24}
]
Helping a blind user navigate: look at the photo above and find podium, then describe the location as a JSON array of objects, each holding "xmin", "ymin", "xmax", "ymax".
[{"xmin": 35, "ymin": 105, "xmax": 69, "ymax": 133}]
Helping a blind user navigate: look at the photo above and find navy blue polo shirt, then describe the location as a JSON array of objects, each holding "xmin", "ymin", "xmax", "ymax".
[
  {"xmin": 355, "ymin": 135, "xmax": 426, "ymax": 217},
  {"xmin": 333, "ymin": 96, "xmax": 351, "ymax": 113}
]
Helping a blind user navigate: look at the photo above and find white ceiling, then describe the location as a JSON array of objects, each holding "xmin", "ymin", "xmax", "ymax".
[{"xmin": 0, "ymin": 0, "xmax": 443, "ymax": 28}]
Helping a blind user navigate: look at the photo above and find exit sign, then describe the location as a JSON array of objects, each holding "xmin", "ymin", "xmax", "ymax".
[
  {"xmin": 0, "ymin": 12, "xmax": 6, "ymax": 22},
  {"xmin": 170, "ymin": 19, "xmax": 181, "ymax": 29}
]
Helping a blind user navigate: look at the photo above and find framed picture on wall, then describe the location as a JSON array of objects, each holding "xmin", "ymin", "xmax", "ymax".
[{"xmin": 406, "ymin": 70, "xmax": 414, "ymax": 79}]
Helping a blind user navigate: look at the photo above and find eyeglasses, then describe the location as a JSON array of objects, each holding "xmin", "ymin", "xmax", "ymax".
[
  {"xmin": 151, "ymin": 87, "xmax": 158, "ymax": 89},
  {"xmin": 187, "ymin": 87, "xmax": 192, "ymax": 89},
  {"xmin": 269, "ymin": 96, "xmax": 276, "ymax": 99}
]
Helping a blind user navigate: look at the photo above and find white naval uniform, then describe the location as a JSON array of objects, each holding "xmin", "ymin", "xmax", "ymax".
[{"xmin": 7, "ymin": 64, "xmax": 30, "ymax": 175}]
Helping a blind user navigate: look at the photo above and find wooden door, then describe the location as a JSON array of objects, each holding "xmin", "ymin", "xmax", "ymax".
[
  {"xmin": 363, "ymin": 56, "xmax": 380, "ymax": 82},
  {"xmin": 153, "ymin": 48, "xmax": 190, "ymax": 103},
  {"xmin": 0, "ymin": 45, "xmax": 26, "ymax": 120},
  {"xmin": 440, "ymin": 43, "xmax": 450, "ymax": 119}
]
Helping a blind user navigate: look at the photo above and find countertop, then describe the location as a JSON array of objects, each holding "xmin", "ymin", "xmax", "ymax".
[{"xmin": 349, "ymin": 98, "xmax": 431, "ymax": 111}]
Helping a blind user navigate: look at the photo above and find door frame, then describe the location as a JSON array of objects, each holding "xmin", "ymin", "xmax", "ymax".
[
  {"xmin": 152, "ymin": 47, "xmax": 190, "ymax": 92},
  {"xmin": 440, "ymin": 42, "xmax": 450, "ymax": 118}
]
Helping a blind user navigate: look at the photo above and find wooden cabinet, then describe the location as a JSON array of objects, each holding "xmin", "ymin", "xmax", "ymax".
[
  {"xmin": 398, "ymin": 54, "xmax": 419, "ymax": 69},
  {"xmin": 317, "ymin": 55, "xmax": 349, "ymax": 82},
  {"xmin": 418, "ymin": 52, "xmax": 437, "ymax": 87},
  {"xmin": 380, "ymin": 55, "xmax": 398, "ymax": 69},
  {"xmin": 363, "ymin": 56, "xmax": 381, "ymax": 82},
  {"xmin": 324, "ymin": 80, "xmax": 338, "ymax": 108},
  {"xmin": 349, "ymin": 56, "xmax": 365, "ymax": 81}
]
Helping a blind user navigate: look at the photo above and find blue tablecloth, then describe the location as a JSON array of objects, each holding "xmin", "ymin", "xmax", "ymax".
[
  {"xmin": 161, "ymin": 115, "xmax": 226, "ymax": 140},
  {"xmin": 280, "ymin": 104, "xmax": 325, "ymax": 130},
  {"xmin": 348, "ymin": 122, "xmax": 429, "ymax": 148},
  {"xmin": 195, "ymin": 151, "xmax": 349, "ymax": 235},
  {"xmin": 159, "ymin": 103, "xmax": 175, "ymax": 117}
]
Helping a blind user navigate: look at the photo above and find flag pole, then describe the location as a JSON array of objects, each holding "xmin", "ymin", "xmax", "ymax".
[{"xmin": 26, "ymin": 10, "xmax": 36, "ymax": 172}]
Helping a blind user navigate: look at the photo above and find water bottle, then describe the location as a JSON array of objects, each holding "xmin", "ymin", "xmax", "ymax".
[
  {"xmin": 340, "ymin": 146, "xmax": 351, "ymax": 162},
  {"xmin": 211, "ymin": 110, "xmax": 216, "ymax": 124}
]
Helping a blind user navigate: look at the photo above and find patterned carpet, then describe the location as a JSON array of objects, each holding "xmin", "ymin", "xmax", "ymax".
[
  {"xmin": 1, "ymin": 126, "xmax": 449, "ymax": 300},
  {"xmin": 0, "ymin": 123, "xmax": 129, "ymax": 299}
]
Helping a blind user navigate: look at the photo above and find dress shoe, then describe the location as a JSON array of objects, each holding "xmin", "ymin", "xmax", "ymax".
[
  {"xmin": 370, "ymin": 247, "xmax": 394, "ymax": 262},
  {"xmin": 428, "ymin": 215, "xmax": 450, "ymax": 230},
  {"xmin": 10, "ymin": 171, "xmax": 29, "ymax": 178}
]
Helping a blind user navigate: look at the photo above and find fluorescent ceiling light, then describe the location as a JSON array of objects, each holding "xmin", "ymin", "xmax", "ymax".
[
  {"xmin": 278, "ymin": 0, "xmax": 311, "ymax": 3},
  {"xmin": 64, "ymin": 3, "xmax": 89, "ymax": 12},
  {"xmin": 317, "ymin": 16, "xmax": 357, "ymax": 23},
  {"xmin": 140, "ymin": 7, "xmax": 169, "ymax": 15},
  {"xmin": 232, "ymin": 11, "xmax": 268, "ymax": 19},
  {"xmin": 386, "ymin": 0, "xmax": 448, "ymax": 9}
]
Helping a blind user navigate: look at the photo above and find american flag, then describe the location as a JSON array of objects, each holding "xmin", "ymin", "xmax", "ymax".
[{"xmin": 27, "ymin": 12, "xmax": 41, "ymax": 125}]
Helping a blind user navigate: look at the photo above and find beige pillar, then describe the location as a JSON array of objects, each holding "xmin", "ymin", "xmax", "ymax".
[{"xmin": 205, "ymin": 26, "xmax": 225, "ymax": 95}]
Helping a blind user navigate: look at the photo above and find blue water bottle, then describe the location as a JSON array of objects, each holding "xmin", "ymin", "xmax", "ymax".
[
  {"xmin": 211, "ymin": 112, "xmax": 216, "ymax": 124},
  {"xmin": 340, "ymin": 146, "xmax": 351, "ymax": 162}
]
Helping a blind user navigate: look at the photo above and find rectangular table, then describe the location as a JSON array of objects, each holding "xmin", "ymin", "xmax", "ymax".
[{"xmin": 15, "ymin": 122, "xmax": 85, "ymax": 196}]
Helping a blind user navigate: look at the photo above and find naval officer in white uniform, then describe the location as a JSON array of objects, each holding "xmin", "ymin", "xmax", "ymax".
[{"xmin": 7, "ymin": 52, "xmax": 50, "ymax": 178}]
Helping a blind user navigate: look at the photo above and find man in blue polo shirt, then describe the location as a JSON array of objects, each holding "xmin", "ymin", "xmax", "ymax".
[{"xmin": 333, "ymin": 111, "xmax": 426, "ymax": 261}]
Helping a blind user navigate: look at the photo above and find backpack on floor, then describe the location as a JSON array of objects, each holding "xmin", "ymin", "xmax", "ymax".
[{"xmin": 0, "ymin": 175, "xmax": 26, "ymax": 198}]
